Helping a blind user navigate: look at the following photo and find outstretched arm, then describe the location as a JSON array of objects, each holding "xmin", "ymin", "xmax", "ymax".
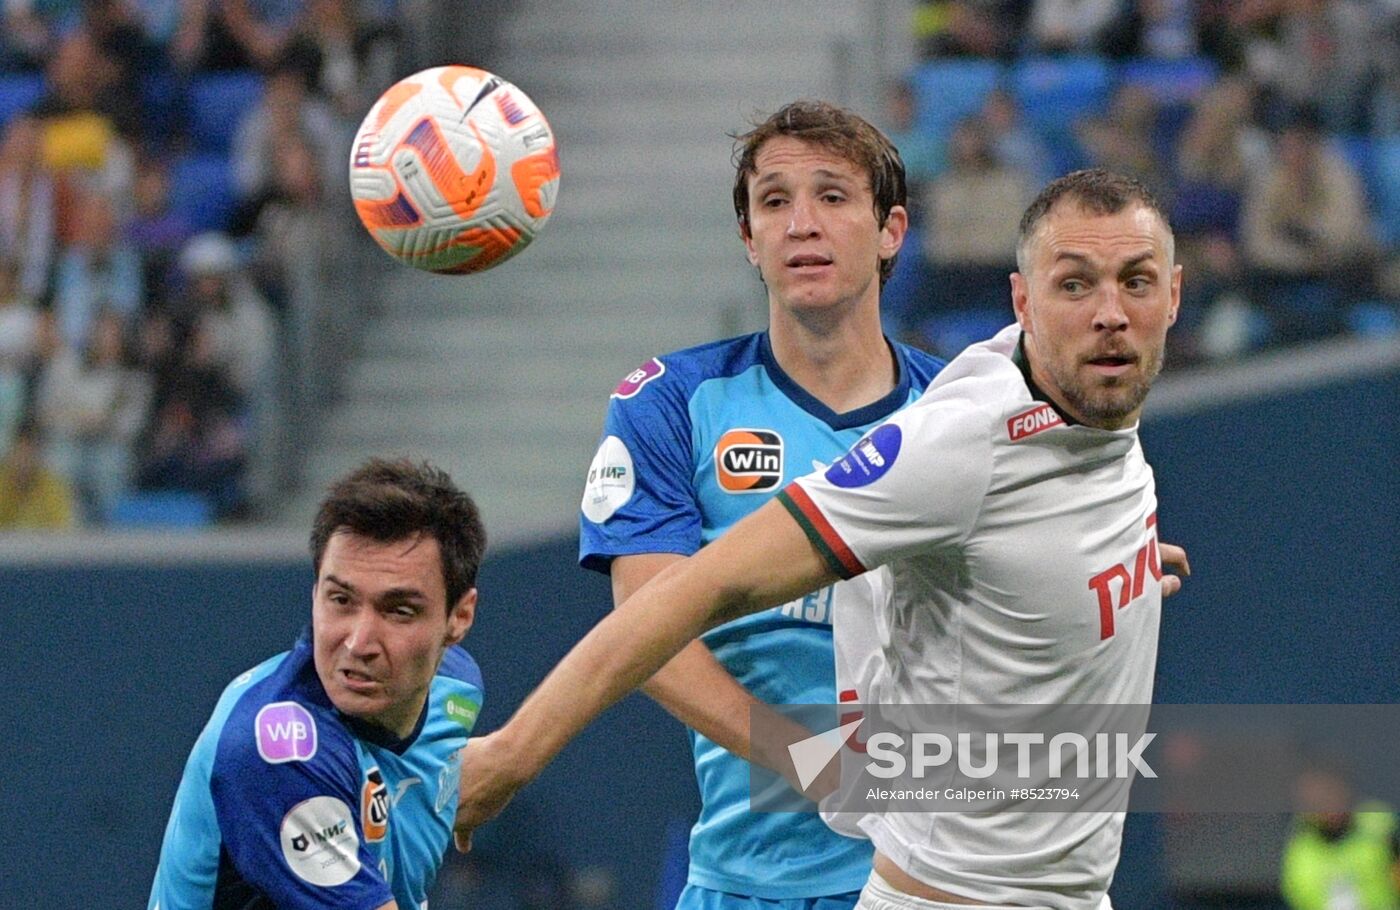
[{"xmin": 454, "ymin": 499, "xmax": 837, "ymax": 850}]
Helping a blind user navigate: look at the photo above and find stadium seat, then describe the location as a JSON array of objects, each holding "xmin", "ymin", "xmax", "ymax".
[
  {"xmin": 0, "ymin": 73, "xmax": 44, "ymax": 128},
  {"xmin": 187, "ymin": 71, "xmax": 263, "ymax": 153},
  {"xmin": 1368, "ymin": 136, "xmax": 1400, "ymax": 247},
  {"xmin": 910, "ymin": 59, "xmax": 1003, "ymax": 139},
  {"xmin": 1010, "ymin": 55, "xmax": 1114, "ymax": 135},
  {"xmin": 168, "ymin": 152, "xmax": 238, "ymax": 232},
  {"xmin": 1117, "ymin": 56, "xmax": 1218, "ymax": 107},
  {"xmin": 106, "ymin": 491, "xmax": 214, "ymax": 528}
]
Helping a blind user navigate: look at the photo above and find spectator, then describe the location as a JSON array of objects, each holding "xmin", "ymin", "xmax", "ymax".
[
  {"xmin": 1028, "ymin": 0, "xmax": 1126, "ymax": 55},
  {"xmin": 1077, "ymin": 83, "xmax": 1169, "ymax": 200},
  {"xmin": 921, "ymin": 115, "xmax": 1032, "ymax": 319},
  {"xmin": 35, "ymin": 308, "xmax": 150, "ymax": 522},
  {"xmin": 52, "ymin": 187, "xmax": 144, "ymax": 350},
  {"xmin": 1281, "ymin": 767, "xmax": 1400, "ymax": 910},
  {"xmin": 0, "ymin": 116, "xmax": 57, "ymax": 302},
  {"xmin": 1099, "ymin": 0, "xmax": 1200, "ymax": 60},
  {"xmin": 1174, "ymin": 232, "xmax": 1267, "ymax": 364},
  {"xmin": 0, "ymin": 417, "xmax": 76, "ymax": 530},
  {"xmin": 134, "ymin": 319, "xmax": 249, "ymax": 520},
  {"xmin": 295, "ymin": 0, "xmax": 400, "ymax": 117},
  {"xmin": 230, "ymin": 45, "xmax": 344, "ymax": 200},
  {"xmin": 171, "ymin": 0, "xmax": 306, "ymax": 72},
  {"xmin": 1, "ymin": 0, "xmax": 82, "ymax": 72},
  {"xmin": 177, "ymin": 231, "xmax": 275, "ymax": 401},
  {"xmin": 1173, "ymin": 75, "xmax": 1267, "ymax": 237},
  {"xmin": 127, "ymin": 154, "xmax": 195, "ymax": 312},
  {"xmin": 1241, "ymin": 110, "xmax": 1376, "ymax": 340},
  {"xmin": 914, "ymin": 1, "xmax": 1025, "ymax": 60},
  {"xmin": 981, "ymin": 87, "xmax": 1054, "ymax": 187},
  {"xmin": 879, "ymin": 78, "xmax": 944, "ymax": 205},
  {"xmin": 0, "ymin": 258, "xmax": 43, "ymax": 449},
  {"xmin": 232, "ymin": 131, "xmax": 327, "ymax": 311}
]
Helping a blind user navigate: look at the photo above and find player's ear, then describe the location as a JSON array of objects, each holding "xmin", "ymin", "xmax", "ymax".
[
  {"xmin": 879, "ymin": 205, "xmax": 908, "ymax": 260},
  {"xmin": 446, "ymin": 588, "xmax": 476, "ymax": 645},
  {"xmin": 1010, "ymin": 271, "xmax": 1032, "ymax": 330},
  {"xmin": 740, "ymin": 220, "xmax": 759, "ymax": 268},
  {"xmin": 1168, "ymin": 263, "xmax": 1183, "ymax": 326}
]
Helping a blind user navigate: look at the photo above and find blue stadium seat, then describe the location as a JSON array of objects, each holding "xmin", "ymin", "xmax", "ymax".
[
  {"xmin": 168, "ymin": 152, "xmax": 237, "ymax": 232},
  {"xmin": 1117, "ymin": 56, "xmax": 1218, "ymax": 107},
  {"xmin": 107, "ymin": 491, "xmax": 213, "ymax": 528},
  {"xmin": 1010, "ymin": 55, "xmax": 1114, "ymax": 135},
  {"xmin": 187, "ymin": 71, "xmax": 263, "ymax": 153},
  {"xmin": 910, "ymin": 59, "xmax": 1003, "ymax": 139},
  {"xmin": 1368, "ymin": 136, "xmax": 1400, "ymax": 247},
  {"xmin": 0, "ymin": 73, "xmax": 44, "ymax": 127}
]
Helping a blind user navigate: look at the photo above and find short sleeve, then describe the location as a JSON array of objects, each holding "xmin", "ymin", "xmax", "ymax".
[
  {"xmin": 579, "ymin": 359, "xmax": 701, "ymax": 572},
  {"xmin": 779, "ymin": 397, "xmax": 993, "ymax": 577},
  {"xmin": 211, "ymin": 701, "xmax": 392, "ymax": 909}
]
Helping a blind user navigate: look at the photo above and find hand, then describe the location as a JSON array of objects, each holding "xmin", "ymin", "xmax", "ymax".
[
  {"xmin": 453, "ymin": 733, "xmax": 530, "ymax": 852},
  {"xmin": 1160, "ymin": 542, "xmax": 1191, "ymax": 598}
]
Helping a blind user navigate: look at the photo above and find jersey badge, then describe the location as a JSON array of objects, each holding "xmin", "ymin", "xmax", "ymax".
[
  {"xmin": 715, "ymin": 429, "xmax": 783, "ymax": 493},
  {"xmin": 1007, "ymin": 403, "xmax": 1064, "ymax": 441},
  {"xmin": 826, "ymin": 424, "xmax": 901, "ymax": 489},
  {"xmin": 444, "ymin": 693, "xmax": 480, "ymax": 730},
  {"xmin": 280, "ymin": 796, "xmax": 361, "ymax": 886},
  {"xmin": 255, "ymin": 702, "xmax": 318, "ymax": 764},
  {"xmin": 610, "ymin": 358, "xmax": 665, "ymax": 399},
  {"xmin": 582, "ymin": 435, "xmax": 635, "ymax": 522},
  {"xmin": 361, "ymin": 767, "xmax": 389, "ymax": 842}
]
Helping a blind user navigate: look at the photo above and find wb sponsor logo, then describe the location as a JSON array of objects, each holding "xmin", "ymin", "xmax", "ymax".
[
  {"xmin": 255, "ymin": 702, "xmax": 317, "ymax": 764},
  {"xmin": 715, "ymin": 429, "xmax": 783, "ymax": 493}
]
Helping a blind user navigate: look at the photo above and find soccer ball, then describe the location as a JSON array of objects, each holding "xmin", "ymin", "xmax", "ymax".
[{"xmin": 349, "ymin": 65, "xmax": 560, "ymax": 274}]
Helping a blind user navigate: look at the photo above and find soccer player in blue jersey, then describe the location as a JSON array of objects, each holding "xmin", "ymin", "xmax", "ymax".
[
  {"xmin": 149, "ymin": 459, "xmax": 486, "ymax": 910},
  {"xmin": 577, "ymin": 100, "xmax": 945, "ymax": 910}
]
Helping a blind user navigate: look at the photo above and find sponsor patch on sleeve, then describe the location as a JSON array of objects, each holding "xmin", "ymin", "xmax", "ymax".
[
  {"xmin": 361, "ymin": 768, "xmax": 388, "ymax": 843},
  {"xmin": 280, "ymin": 796, "xmax": 361, "ymax": 886},
  {"xmin": 582, "ymin": 435, "xmax": 635, "ymax": 522},
  {"xmin": 255, "ymin": 702, "xmax": 318, "ymax": 764},
  {"xmin": 1007, "ymin": 403, "xmax": 1064, "ymax": 441},
  {"xmin": 825, "ymin": 424, "xmax": 902, "ymax": 489},
  {"xmin": 611, "ymin": 358, "xmax": 665, "ymax": 399}
]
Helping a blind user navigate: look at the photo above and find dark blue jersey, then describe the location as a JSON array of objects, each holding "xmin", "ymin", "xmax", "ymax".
[{"xmin": 149, "ymin": 632, "xmax": 483, "ymax": 909}]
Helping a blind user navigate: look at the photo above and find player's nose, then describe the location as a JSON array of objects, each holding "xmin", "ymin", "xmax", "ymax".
[
  {"xmin": 786, "ymin": 195, "xmax": 820, "ymax": 238},
  {"xmin": 1092, "ymin": 286, "xmax": 1129, "ymax": 331},
  {"xmin": 343, "ymin": 611, "xmax": 384, "ymax": 657}
]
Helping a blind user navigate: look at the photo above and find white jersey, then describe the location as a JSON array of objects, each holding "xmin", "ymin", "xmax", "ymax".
[{"xmin": 780, "ymin": 325, "xmax": 1163, "ymax": 909}]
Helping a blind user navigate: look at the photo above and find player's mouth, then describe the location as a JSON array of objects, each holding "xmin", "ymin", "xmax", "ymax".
[
  {"xmin": 1084, "ymin": 350, "xmax": 1138, "ymax": 378},
  {"xmin": 339, "ymin": 668, "xmax": 381, "ymax": 693},
  {"xmin": 786, "ymin": 253, "xmax": 833, "ymax": 272}
]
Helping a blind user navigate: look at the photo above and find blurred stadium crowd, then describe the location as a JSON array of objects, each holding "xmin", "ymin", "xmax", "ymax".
[
  {"xmin": 0, "ymin": 0, "xmax": 398, "ymax": 529},
  {"xmin": 881, "ymin": 0, "xmax": 1400, "ymax": 366},
  {"xmin": 4, "ymin": 0, "xmax": 1400, "ymax": 543}
]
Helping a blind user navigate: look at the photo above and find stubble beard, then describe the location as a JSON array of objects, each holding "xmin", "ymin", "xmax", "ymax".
[{"xmin": 1053, "ymin": 342, "xmax": 1165, "ymax": 428}]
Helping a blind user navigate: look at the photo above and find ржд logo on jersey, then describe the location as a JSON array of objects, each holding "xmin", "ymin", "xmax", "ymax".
[{"xmin": 716, "ymin": 429, "xmax": 783, "ymax": 493}]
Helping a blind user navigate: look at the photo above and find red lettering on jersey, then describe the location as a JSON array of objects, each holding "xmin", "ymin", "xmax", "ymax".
[
  {"xmin": 1089, "ymin": 512, "xmax": 1162, "ymax": 640},
  {"xmin": 1007, "ymin": 404, "xmax": 1065, "ymax": 442}
]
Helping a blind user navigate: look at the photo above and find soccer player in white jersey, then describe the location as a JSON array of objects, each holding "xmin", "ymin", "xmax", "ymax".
[{"xmin": 453, "ymin": 169, "xmax": 1189, "ymax": 909}]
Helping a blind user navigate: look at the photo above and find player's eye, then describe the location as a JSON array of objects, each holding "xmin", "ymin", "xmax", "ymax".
[
  {"xmin": 1124, "ymin": 275, "xmax": 1152, "ymax": 292},
  {"xmin": 328, "ymin": 591, "xmax": 352, "ymax": 607},
  {"xmin": 762, "ymin": 194, "xmax": 787, "ymax": 208},
  {"xmin": 1062, "ymin": 278, "xmax": 1088, "ymax": 295},
  {"xmin": 821, "ymin": 191, "xmax": 846, "ymax": 203}
]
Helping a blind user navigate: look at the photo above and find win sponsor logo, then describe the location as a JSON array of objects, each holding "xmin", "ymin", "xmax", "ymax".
[
  {"xmin": 1007, "ymin": 404, "xmax": 1064, "ymax": 442},
  {"xmin": 715, "ymin": 429, "xmax": 783, "ymax": 493}
]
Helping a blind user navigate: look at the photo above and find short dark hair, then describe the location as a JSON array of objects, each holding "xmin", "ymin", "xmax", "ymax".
[
  {"xmin": 310, "ymin": 459, "xmax": 486, "ymax": 610},
  {"xmin": 1016, "ymin": 169, "xmax": 1173, "ymax": 274},
  {"xmin": 731, "ymin": 100, "xmax": 907, "ymax": 285}
]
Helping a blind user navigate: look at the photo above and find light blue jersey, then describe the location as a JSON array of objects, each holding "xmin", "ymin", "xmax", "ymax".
[
  {"xmin": 580, "ymin": 332, "xmax": 943, "ymax": 899},
  {"xmin": 149, "ymin": 631, "xmax": 483, "ymax": 910}
]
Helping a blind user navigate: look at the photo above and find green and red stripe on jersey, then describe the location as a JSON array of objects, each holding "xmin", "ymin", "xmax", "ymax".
[{"xmin": 777, "ymin": 483, "xmax": 866, "ymax": 579}]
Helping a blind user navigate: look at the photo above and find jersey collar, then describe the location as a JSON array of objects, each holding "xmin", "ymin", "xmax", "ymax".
[
  {"xmin": 758, "ymin": 331, "xmax": 915, "ymax": 431},
  {"xmin": 1012, "ymin": 331, "xmax": 1079, "ymax": 427}
]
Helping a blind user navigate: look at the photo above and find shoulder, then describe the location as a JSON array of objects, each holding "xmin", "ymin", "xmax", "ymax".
[
  {"xmin": 437, "ymin": 644, "xmax": 484, "ymax": 697},
  {"xmin": 891, "ymin": 340, "xmax": 947, "ymax": 390},
  {"xmin": 606, "ymin": 333, "xmax": 766, "ymax": 407},
  {"xmin": 211, "ymin": 646, "xmax": 358, "ymax": 794}
]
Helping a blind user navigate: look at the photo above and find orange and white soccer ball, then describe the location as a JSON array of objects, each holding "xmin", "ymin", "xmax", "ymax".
[{"xmin": 349, "ymin": 65, "xmax": 560, "ymax": 274}]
